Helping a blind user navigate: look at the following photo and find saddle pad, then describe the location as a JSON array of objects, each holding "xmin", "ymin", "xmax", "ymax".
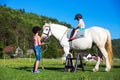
[{"xmin": 67, "ymin": 29, "xmax": 85, "ymax": 38}]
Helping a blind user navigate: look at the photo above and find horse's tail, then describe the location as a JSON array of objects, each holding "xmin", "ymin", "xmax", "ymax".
[{"xmin": 105, "ymin": 30, "xmax": 113, "ymax": 66}]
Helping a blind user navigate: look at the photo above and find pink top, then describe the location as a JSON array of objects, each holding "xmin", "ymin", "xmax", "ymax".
[{"xmin": 33, "ymin": 36, "xmax": 39, "ymax": 46}]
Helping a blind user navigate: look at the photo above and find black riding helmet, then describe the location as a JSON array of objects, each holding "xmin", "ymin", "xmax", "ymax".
[{"xmin": 74, "ymin": 14, "xmax": 82, "ymax": 20}]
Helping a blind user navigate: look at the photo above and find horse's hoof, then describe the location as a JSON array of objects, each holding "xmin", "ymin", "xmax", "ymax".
[
  {"xmin": 105, "ymin": 68, "xmax": 110, "ymax": 72},
  {"xmin": 93, "ymin": 68, "xmax": 98, "ymax": 72}
]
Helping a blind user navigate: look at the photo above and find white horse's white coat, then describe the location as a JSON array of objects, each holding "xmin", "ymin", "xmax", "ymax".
[{"xmin": 42, "ymin": 23, "xmax": 113, "ymax": 72}]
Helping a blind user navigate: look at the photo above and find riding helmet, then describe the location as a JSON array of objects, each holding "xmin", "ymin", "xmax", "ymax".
[{"xmin": 74, "ymin": 14, "xmax": 82, "ymax": 20}]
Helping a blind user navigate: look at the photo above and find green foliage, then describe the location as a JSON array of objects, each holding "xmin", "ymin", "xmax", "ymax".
[
  {"xmin": 42, "ymin": 36, "xmax": 63, "ymax": 58},
  {"xmin": 0, "ymin": 47, "xmax": 3, "ymax": 59},
  {"xmin": 112, "ymin": 39, "xmax": 120, "ymax": 58},
  {"xmin": 0, "ymin": 5, "xmax": 71, "ymax": 58}
]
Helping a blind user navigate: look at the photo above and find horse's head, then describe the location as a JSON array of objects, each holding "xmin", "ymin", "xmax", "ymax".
[{"xmin": 41, "ymin": 23, "xmax": 52, "ymax": 43}]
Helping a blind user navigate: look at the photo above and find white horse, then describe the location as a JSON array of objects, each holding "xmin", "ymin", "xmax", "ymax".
[{"xmin": 42, "ymin": 23, "xmax": 113, "ymax": 72}]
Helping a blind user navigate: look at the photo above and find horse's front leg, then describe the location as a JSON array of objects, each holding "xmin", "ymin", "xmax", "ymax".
[
  {"xmin": 62, "ymin": 46, "xmax": 72, "ymax": 60},
  {"xmin": 61, "ymin": 46, "xmax": 72, "ymax": 64},
  {"xmin": 93, "ymin": 56, "xmax": 101, "ymax": 72}
]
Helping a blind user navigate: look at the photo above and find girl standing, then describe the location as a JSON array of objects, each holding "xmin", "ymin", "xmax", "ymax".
[{"xmin": 32, "ymin": 26, "xmax": 44, "ymax": 73}]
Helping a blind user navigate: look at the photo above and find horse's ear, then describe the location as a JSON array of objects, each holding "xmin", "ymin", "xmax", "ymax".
[
  {"xmin": 45, "ymin": 22, "xmax": 50, "ymax": 26},
  {"xmin": 45, "ymin": 23, "xmax": 48, "ymax": 25},
  {"xmin": 46, "ymin": 22, "xmax": 51, "ymax": 26}
]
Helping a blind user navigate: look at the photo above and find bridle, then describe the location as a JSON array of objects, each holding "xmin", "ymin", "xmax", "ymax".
[{"xmin": 42, "ymin": 26, "xmax": 51, "ymax": 38}]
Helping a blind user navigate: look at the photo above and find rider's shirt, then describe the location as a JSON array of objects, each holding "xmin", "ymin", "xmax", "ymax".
[{"xmin": 77, "ymin": 19, "xmax": 85, "ymax": 30}]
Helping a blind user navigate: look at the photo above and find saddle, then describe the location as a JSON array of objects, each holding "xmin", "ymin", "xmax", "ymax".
[{"xmin": 67, "ymin": 29, "xmax": 85, "ymax": 39}]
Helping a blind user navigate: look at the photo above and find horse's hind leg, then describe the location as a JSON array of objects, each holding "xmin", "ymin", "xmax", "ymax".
[
  {"xmin": 93, "ymin": 48, "xmax": 103, "ymax": 72},
  {"xmin": 98, "ymin": 47, "xmax": 111, "ymax": 72},
  {"xmin": 93, "ymin": 56, "xmax": 101, "ymax": 72}
]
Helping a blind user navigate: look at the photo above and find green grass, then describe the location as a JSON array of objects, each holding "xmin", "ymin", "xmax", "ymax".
[{"xmin": 0, "ymin": 58, "xmax": 120, "ymax": 80}]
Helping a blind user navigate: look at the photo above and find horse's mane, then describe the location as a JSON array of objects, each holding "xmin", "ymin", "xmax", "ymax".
[{"xmin": 51, "ymin": 23, "xmax": 68, "ymax": 31}]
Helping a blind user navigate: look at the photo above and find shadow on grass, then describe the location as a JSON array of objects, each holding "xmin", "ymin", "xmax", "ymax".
[
  {"xmin": 12, "ymin": 63, "xmax": 120, "ymax": 73},
  {"xmin": 13, "ymin": 66, "xmax": 65, "ymax": 72},
  {"xmin": 14, "ymin": 66, "xmax": 32, "ymax": 72},
  {"xmin": 43, "ymin": 66, "xmax": 91, "ymax": 73},
  {"xmin": 100, "ymin": 65, "xmax": 120, "ymax": 69},
  {"xmin": 13, "ymin": 66, "xmax": 88, "ymax": 72},
  {"xmin": 113, "ymin": 65, "xmax": 120, "ymax": 68},
  {"xmin": 43, "ymin": 67, "xmax": 64, "ymax": 72}
]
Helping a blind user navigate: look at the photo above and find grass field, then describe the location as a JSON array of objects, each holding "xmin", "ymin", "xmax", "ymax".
[{"xmin": 0, "ymin": 58, "xmax": 120, "ymax": 80}]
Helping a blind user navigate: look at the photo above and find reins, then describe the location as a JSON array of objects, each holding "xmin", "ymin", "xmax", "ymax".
[
  {"xmin": 59, "ymin": 28, "xmax": 68, "ymax": 42},
  {"xmin": 41, "ymin": 38, "xmax": 51, "ymax": 70}
]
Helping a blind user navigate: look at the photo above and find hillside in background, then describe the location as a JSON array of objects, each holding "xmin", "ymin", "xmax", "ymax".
[
  {"xmin": 112, "ymin": 39, "xmax": 120, "ymax": 58},
  {"xmin": 0, "ymin": 5, "xmax": 120, "ymax": 58}
]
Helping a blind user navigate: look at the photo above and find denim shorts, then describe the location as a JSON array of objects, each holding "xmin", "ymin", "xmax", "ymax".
[
  {"xmin": 34, "ymin": 46, "xmax": 41, "ymax": 61},
  {"xmin": 78, "ymin": 28, "xmax": 85, "ymax": 31}
]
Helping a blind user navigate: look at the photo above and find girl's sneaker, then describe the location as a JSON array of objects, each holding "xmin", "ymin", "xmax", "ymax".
[{"xmin": 32, "ymin": 70, "xmax": 40, "ymax": 73}]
